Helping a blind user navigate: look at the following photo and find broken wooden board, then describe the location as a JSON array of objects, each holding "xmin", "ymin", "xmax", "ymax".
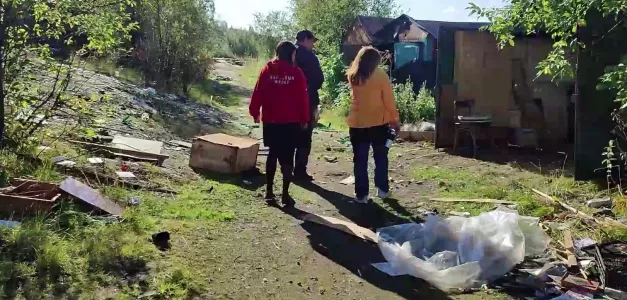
[
  {"xmin": 302, "ymin": 213, "xmax": 378, "ymax": 243},
  {"xmin": 169, "ymin": 140, "xmax": 192, "ymax": 149},
  {"xmin": 70, "ymin": 140, "xmax": 169, "ymax": 166},
  {"xmin": 59, "ymin": 177, "xmax": 124, "ymax": 216},
  {"xmin": 564, "ymin": 230, "xmax": 578, "ymax": 269},
  {"xmin": 116, "ymin": 172, "xmax": 136, "ymax": 179},
  {"xmin": 431, "ymin": 198, "xmax": 515, "ymax": 205},
  {"xmin": 88, "ymin": 157, "xmax": 104, "ymax": 164}
]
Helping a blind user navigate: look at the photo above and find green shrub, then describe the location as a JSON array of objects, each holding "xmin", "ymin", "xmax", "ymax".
[
  {"xmin": 319, "ymin": 53, "xmax": 347, "ymax": 106},
  {"xmin": 328, "ymin": 74, "xmax": 435, "ymax": 124},
  {"xmin": 333, "ymin": 82, "xmax": 352, "ymax": 116},
  {"xmin": 394, "ymin": 81, "xmax": 436, "ymax": 124},
  {"xmin": 415, "ymin": 82, "xmax": 436, "ymax": 122}
]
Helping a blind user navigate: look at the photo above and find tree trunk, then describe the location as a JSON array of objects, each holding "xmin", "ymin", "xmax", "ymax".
[{"xmin": 0, "ymin": 7, "xmax": 6, "ymax": 150}]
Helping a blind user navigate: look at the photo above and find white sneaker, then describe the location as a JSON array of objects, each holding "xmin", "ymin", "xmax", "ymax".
[
  {"xmin": 377, "ymin": 188, "xmax": 392, "ymax": 199},
  {"xmin": 354, "ymin": 195, "xmax": 370, "ymax": 204}
]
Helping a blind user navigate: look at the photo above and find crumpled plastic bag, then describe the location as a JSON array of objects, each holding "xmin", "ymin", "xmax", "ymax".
[{"xmin": 374, "ymin": 209, "xmax": 550, "ymax": 290}]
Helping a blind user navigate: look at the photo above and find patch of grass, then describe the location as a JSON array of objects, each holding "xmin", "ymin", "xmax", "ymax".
[
  {"xmin": 240, "ymin": 58, "xmax": 267, "ymax": 88},
  {"xmin": 412, "ymin": 163, "xmax": 600, "ymax": 218},
  {"xmin": 0, "ymin": 150, "xmax": 64, "ymax": 183},
  {"xmin": 103, "ymin": 180, "xmax": 243, "ymax": 223},
  {"xmin": 187, "ymin": 78, "xmax": 241, "ymax": 107},
  {"xmin": 318, "ymin": 108, "xmax": 348, "ymax": 132},
  {"xmin": 0, "ymin": 205, "xmax": 156, "ymax": 299}
]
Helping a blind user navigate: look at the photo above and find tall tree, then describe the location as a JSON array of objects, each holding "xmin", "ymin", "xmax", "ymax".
[
  {"xmin": 253, "ymin": 10, "xmax": 296, "ymax": 57},
  {"xmin": 291, "ymin": 0, "xmax": 399, "ymax": 54},
  {"xmin": 135, "ymin": 0, "xmax": 216, "ymax": 92}
]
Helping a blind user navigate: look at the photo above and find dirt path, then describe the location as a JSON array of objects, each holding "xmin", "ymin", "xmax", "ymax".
[{"xmin": 197, "ymin": 61, "xmax": 515, "ymax": 300}]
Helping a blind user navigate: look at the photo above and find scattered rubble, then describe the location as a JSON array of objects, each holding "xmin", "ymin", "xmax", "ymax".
[
  {"xmin": 115, "ymin": 171, "xmax": 136, "ymax": 179},
  {"xmin": 586, "ymin": 197, "xmax": 613, "ymax": 209},
  {"xmin": 340, "ymin": 176, "xmax": 355, "ymax": 185},
  {"xmin": 88, "ymin": 157, "xmax": 104, "ymax": 164},
  {"xmin": 71, "ymin": 139, "xmax": 169, "ymax": 166},
  {"xmin": 323, "ymin": 156, "xmax": 338, "ymax": 163}
]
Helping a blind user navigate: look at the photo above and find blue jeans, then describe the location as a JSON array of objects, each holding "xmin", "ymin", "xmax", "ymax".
[{"xmin": 350, "ymin": 125, "xmax": 390, "ymax": 199}]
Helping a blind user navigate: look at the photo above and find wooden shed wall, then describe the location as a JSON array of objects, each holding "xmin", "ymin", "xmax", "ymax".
[
  {"xmin": 452, "ymin": 31, "xmax": 572, "ymax": 144},
  {"xmin": 342, "ymin": 19, "xmax": 373, "ymax": 46}
]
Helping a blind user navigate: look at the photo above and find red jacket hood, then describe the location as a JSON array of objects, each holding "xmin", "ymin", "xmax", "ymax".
[{"xmin": 248, "ymin": 59, "xmax": 310, "ymax": 125}]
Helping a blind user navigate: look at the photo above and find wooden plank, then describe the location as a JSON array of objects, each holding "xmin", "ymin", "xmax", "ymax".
[
  {"xmin": 431, "ymin": 198, "xmax": 515, "ymax": 205},
  {"xmin": 302, "ymin": 213, "xmax": 378, "ymax": 244},
  {"xmin": 564, "ymin": 230, "xmax": 578, "ymax": 268}
]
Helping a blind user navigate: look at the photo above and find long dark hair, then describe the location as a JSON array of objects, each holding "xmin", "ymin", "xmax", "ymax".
[
  {"xmin": 275, "ymin": 41, "xmax": 297, "ymax": 65},
  {"xmin": 347, "ymin": 46, "xmax": 382, "ymax": 85}
]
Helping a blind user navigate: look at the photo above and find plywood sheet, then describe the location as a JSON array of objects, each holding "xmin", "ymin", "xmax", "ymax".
[
  {"xmin": 111, "ymin": 136, "xmax": 163, "ymax": 156},
  {"xmin": 454, "ymin": 31, "xmax": 512, "ymax": 127},
  {"xmin": 302, "ymin": 213, "xmax": 378, "ymax": 243}
]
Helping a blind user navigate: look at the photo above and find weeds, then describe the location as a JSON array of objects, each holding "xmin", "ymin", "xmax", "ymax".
[
  {"xmin": 240, "ymin": 58, "xmax": 268, "ymax": 87},
  {"xmin": 394, "ymin": 81, "xmax": 436, "ymax": 124}
]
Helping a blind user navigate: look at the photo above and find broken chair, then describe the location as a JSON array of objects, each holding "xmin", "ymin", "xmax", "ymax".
[{"xmin": 452, "ymin": 99, "xmax": 493, "ymax": 158}]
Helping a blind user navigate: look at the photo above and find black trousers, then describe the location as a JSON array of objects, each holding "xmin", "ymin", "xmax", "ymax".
[
  {"xmin": 263, "ymin": 123, "xmax": 300, "ymax": 195},
  {"xmin": 294, "ymin": 109, "xmax": 315, "ymax": 175}
]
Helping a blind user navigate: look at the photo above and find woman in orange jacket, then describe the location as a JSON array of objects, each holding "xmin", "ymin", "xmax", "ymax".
[{"xmin": 346, "ymin": 46, "xmax": 400, "ymax": 204}]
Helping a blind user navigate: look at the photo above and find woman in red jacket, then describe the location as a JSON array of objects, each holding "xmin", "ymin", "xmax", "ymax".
[{"xmin": 249, "ymin": 41, "xmax": 310, "ymax": 207}]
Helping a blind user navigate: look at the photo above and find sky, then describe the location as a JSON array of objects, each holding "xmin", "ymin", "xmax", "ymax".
[{"xmin": 214, "ymin": 0, "xmax": 505, "ymax": 29}]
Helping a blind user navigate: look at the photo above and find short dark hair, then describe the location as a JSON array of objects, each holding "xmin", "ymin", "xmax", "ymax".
[
  {"xmin": 296, "ymin": 30, "xmax": 317, "ymax": 42},
  {"xmin": 275, "ymin": 41, "xmax": 297, "ymax": 64}
]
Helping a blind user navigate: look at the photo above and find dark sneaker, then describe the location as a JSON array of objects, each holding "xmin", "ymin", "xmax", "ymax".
[
  {"xmin": 293, "ymin": 173, "xmax": 314, "ymax": 182},
  {"xmin": 282, "ymin": 195, "xmax": 296, "ymax": 207},
  {"xmin": 264, "ymin": 193, "xmax": 278, "ymax": 205}
]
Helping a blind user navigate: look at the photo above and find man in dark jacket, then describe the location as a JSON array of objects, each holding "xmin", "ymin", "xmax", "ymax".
[{"xmin": 294, "ymin": 30, "xmax": 324, "ymax": 181}]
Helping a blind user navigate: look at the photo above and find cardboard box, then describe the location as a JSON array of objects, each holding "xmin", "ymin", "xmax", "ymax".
[{"xmin": 190, "ymin": 134, "xmax": 260, "ymax": 174}]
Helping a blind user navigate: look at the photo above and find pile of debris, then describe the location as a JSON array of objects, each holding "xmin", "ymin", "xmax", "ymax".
[{"xmin": 300, "ymin": 196, "xmax": 627, "ymax": 299}]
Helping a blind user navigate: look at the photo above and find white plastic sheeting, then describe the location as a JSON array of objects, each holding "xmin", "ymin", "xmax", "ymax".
[{"xmin": 374, "ymin": 209, "xmax": 550, "ymax": 290}]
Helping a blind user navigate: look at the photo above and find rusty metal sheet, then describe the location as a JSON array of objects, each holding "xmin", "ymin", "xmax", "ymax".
[
  {"xmin": 0, "ymin": 179, "xmax": 60, "ymax": 214},
  {"xmin": 59, "ymin": 177, "xmax": 123, "ymax": 216}
]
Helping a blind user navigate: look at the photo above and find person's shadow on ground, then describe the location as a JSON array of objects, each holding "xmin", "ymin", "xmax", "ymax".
[
  {"xmin": 294, "ymin": 181, "xmax": 422, "ymax": 230},
  {"xmin": 279, "ymin": 206, "xmax": 452, "ymax": 300}
]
